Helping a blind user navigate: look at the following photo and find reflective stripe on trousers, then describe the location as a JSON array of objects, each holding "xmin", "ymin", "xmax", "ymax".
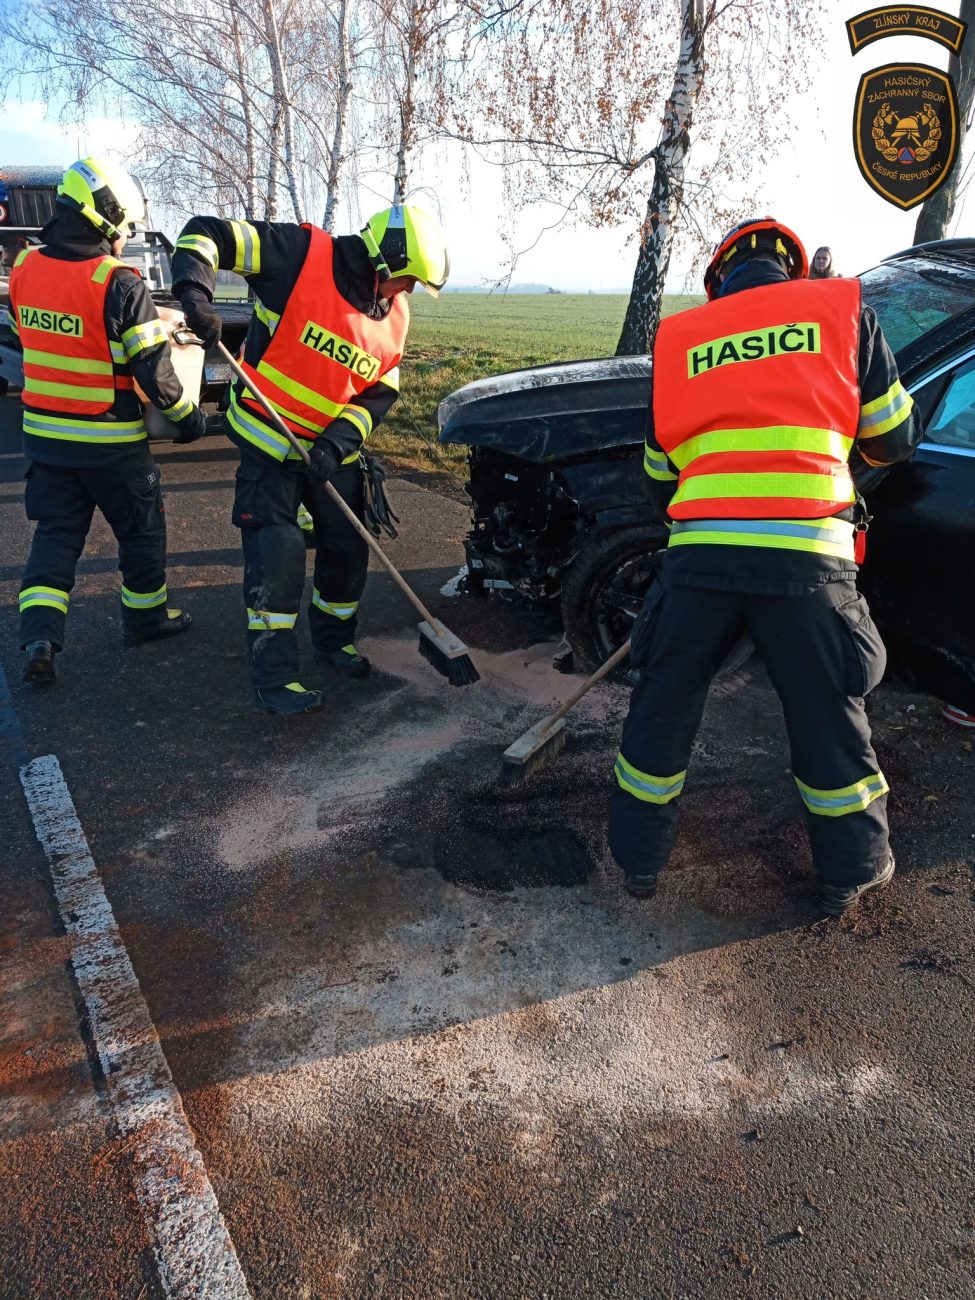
[
  {"xmin": 121, "ymin": 584, "xmax": 167, "ymax": 610},
  {"xmin": 20, "ymin": 584, "xmax": 70, "ymax": 614}
]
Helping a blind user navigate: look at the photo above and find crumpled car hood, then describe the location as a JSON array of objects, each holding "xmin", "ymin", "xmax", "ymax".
[{"xmin": 438, "ymin": 355, "xmax": 652, "ymax": 463}]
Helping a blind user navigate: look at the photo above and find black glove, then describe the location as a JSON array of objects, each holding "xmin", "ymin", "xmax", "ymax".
[
  {"xmin": 172, "ymin": 404, "xmax": 207, "ymax": 444},
  {"xmin": 180, "ymin": 288, "xmax": 222, "ymax": 348},
  {"xmin": 306, "ymin": 438, "xmax": 342, "ymax": 486}
]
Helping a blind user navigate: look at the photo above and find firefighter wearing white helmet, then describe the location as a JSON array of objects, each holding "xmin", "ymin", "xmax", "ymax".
[
  {"xmin": 10, "ymin": 157, "xmax": 206, "ymax": 689},
  {"xmin": 171, "ymin": 201, "xmax": 449, "ymax": 716}
]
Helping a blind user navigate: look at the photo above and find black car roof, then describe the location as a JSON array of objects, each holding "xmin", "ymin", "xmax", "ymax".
[{"xmin": 880, "ymin": 238, "xmax": 975, "ymax": 268}]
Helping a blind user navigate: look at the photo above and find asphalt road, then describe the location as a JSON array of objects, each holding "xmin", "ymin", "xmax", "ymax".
[{"xmin": 1, "ymin": 395, "xmax": 973, "ymax": 1299}]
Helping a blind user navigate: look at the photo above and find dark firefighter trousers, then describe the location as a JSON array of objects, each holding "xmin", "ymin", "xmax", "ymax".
[
  {"xmin": 19, "ymin": 451, "xmax": 168, "ymax": 650},
  {"xmin": 608, "ymin": 576, "xmax": 891, "ymax": 889},
  {"xmin": 232, "ymin": 449, "xmax": 368, "ymax": 689}
]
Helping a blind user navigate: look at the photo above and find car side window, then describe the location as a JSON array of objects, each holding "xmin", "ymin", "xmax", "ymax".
[{"xmin": 925, "ymin": 355, "xmax": 975, "ymax": 450}]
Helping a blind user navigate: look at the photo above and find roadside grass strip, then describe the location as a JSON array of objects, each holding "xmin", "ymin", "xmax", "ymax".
[{"xmin": 19, "ymin": 753, "xmax": 251, "ymax": 1300}]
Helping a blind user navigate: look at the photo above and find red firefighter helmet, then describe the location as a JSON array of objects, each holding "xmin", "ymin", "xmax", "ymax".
[{"xmin": 704, "ymin": 218, "xmax": 808, "ymax": 300}]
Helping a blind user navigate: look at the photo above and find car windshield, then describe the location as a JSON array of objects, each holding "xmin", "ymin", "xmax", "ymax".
[{"xmin": 860, "ymin": 258, "xmax": 975, "ymax": 355}]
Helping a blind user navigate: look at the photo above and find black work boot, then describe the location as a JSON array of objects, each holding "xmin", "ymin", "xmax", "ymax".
[
  {"xmin": 820, "ymin": 852, "xmax": 895, "ymax": 916},
  {"xmin": 23, "ymin": 641, "xmax": 56, "ymax": 687},
  {"xmin": 254, "ymin": 682, "xmax": 325, "ymax": 716},
  {"xmin": 624, "ymin": 871, "xmax": 659, "ymax": 900},
  {"xmin": 122, "ymin": 608, "xmax": 193, "ymax": 647},
  {"xmin": 315, "ymin": 645, "xmax": 371, "ymax": 677}
]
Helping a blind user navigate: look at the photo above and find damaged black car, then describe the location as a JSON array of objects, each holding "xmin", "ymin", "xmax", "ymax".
[{"xmin": 439, "ymin": 240, "xmax": 975, "ymax": 713}]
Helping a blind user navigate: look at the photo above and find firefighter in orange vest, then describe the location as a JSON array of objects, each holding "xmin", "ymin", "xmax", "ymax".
[
  {"xmin": 170, "ymin": 205, "xmax": 448, "ymax": 716},
  {"xmin": 610, "ymin": 219, "xmax": 921, "ymax": 916},
  {"xmin": 11, "ymin": 158, "xmax": 206, "ymax": 686}
]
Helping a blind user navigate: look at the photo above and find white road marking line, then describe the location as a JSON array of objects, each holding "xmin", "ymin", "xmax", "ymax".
[{"xmin": 20, "ymin": 753, "xmax": 251, "ymax": 1300}]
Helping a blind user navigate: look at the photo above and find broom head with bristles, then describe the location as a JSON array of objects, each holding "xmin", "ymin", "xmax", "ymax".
[
  {"xmin": 417, "ymin": 620, "xmax": 480, "ymax": 686},
  {"xmin": 501, "ymin": 714, "xmax": 568, "ymax": 786}
]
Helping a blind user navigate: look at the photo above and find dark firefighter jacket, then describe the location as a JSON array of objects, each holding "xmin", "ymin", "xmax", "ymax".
[
  {"xmin": 13, "ymin": 211, "xmax": 189, "ymax": 468},
  {"xmin": 644, "ymin": 260, "xmax": 922, "ymax": 595},
  {"xmin": 170, "ymin": 219, "xmax": 400, "ymax": 465}
]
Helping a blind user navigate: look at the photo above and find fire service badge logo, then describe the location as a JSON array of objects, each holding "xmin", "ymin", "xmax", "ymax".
[{"xmin": 853, "ymin": 62, "xmax": 958, "ymax": 209}]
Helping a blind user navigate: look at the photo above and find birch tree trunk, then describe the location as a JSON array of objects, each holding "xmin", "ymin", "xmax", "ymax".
[
  {"xmin": 263, "ymin": 0, "xmax": 304, "ymax": 221},
  {"xmin": 392, "ymin": 0, "xmax": 418, "ymax": 204},
  {"xmin": 913, "ymin": 0, "xmax": 975, "ymax": 243},
  {"xmin": 228, "ymin": 0, "xmax": 260, "ymax": 219},
  {"xmin": 616, "ymin": 0, "xmax": 707, "ymax": 356},
  {"xmin": 323, "ymin": 0, "xmax": 352, "ymax": 231},
  {"xmin": 267, "ymin": 105, "xmax": 283, "ymax": 219}
]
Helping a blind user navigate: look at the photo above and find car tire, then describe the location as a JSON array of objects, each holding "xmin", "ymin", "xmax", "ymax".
[
  {"xmin": 560, "ymin": 526, "xmax": 669, "ymax": 672},
  {"xmin": 560, "ymin": 524, "xmax": 753, "ymax": 676}
]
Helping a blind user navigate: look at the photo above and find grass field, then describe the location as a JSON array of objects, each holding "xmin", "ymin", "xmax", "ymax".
[{"xmin": 371, "ymin": 292, "xmax": 702, "ymax": 473}]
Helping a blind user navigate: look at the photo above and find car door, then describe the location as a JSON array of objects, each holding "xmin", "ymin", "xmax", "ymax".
[{"xmin": 862, "ymin": 347, "xmax": 975, "ymax": 712}]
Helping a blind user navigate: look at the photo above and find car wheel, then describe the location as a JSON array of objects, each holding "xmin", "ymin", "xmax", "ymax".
[
  {"xmin": 560, "ymin": 524, "xmax": 753, "ymax": 676},
  {"xmin": 560, "ymin": 526, "xmax": 668, "ymax": 671}
]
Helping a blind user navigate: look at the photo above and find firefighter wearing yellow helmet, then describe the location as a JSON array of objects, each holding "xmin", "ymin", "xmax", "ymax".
[
  {"xmin": 56, "ymin": 157, "xmax": 148, "ymax": 242},
  {"xmin": 171, "ymin": 202, "xmax": 449, "ymax": 716},
  {"xmin": 11, "ymin": 157, "xmax": 207, "ymax": 688}
]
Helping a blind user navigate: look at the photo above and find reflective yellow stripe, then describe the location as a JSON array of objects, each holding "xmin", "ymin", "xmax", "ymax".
[
  {"xmin": 174, "ymin": 234, "xmax": 219, "ymax": 271},
  {"xmin": 110, "ymin": 341, "xmax": 127, "ymax": 365},
  {"xmin": 795, "ymin": 772, "xmax": 889, "ymax": 817},
  {"xmin": 256, "ymin": 360, "xmax": 345, "ymax": 421},
  {"xmin": 341, "ymin": 404, "xmax": 372, "ymax": 441},
  {"xmin": 312, "ymin": 590, "xmax": 358, "ymax": 619},
  {"xmin": 121, "ymin": 319, "xmax": 167, "ymax": 359},
  {"xmin": 669, "ymin": 517, "xmax": 856, "ymax": 559},
  {"xmin": 253, "ymin": 299, "xmax": 280, "ymax": 333},
  {"xmin": 860, "ymin": 380, "xmax": 904, "ymax": 417},
  {"xmin": 858, "ymin": 382, "xmax": 914, "ymax": 439},
  {"xmin": 121, "ymin": 584, "xmax": 167, "ymax": 609},
  {"xmin": 161, "ymin": 393, "xmax": 195, "ymax": 421},
  {"xmin": 668, "ymin": 425, "xmax": 854, "ymax": 471},
  {"xmin": 20, "ymin": 585, "xmax": 70, "ymax": 613},
  {"xmin": 378, "ymin": 365, "xmax": 400, "ymax": 391},
  {"xmin": 25, "ymin": 378, "xmax": 115, "ymax": 403},
  {"xmin": 24, "ymin": 411, "xmax": 147, "ymax": 443},
  {"xmin": 90, "ymin": 257, "xmax": 125, "ymax": 285},
  {"xmin": 247, "ymin": 607, "xmax": 297, "ymax": 631},
  {"xmin": 644, "ymin": 446, "xmax": 678, "ymax": 481},
  {"xmin": 297, "ymin": 503, "xmax": 314, "ymax": 531},
  {"xmin": 14, "ymin": 247, "xmax": 34, "ymax": 268},
  {"xmin": 614, "ymin": 753, "xmax": 686, "ymax": 804},
  {"xmin": 227, "ymin": 397, "xmax": 294, "ymax": 461},
  {"xmin": 671, "ymin": 472, "xmax": 855, "ymax": 508},
  {"xmin": 22, "ymin": 349, "xmax": 114, "ymax": 376},
  {"xmin": 230, "ymin": 220, "xmax": 261, "ymax": 275}
]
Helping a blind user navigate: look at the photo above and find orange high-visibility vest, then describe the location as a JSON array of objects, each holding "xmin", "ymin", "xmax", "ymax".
[
  {"xmin": 235, "ymin": 225, "xmax": 407, "ymax": 456},
  {"xmin": 653, "ymin": 278, "xmax": 861, "ymax": 520},
  {"xmin": 9, "ymin": 250, "xmax": 136, "ymax": 417}
]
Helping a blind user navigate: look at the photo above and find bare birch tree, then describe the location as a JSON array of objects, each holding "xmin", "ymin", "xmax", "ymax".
[
  {"xmin": 368, "ymin": 0, "xmax": 480, "ymax": 205},
  {"xmin": 323, "ymin": 0, "xmax": 355, "ymax": 229},
  {"xmin": 0, "ymin": 0, "xmax": 353, "ymax": 225},
  {"xmin": 451, "ymin": 0, "xmax": 829, "ymax": 353}
]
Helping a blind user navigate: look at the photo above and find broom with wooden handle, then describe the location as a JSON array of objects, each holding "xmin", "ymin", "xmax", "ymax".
[
  {"xmin": 501, "ymin": 638, "xmax": 631, "ymax": 785},
  {"xmin": 179, "ymin": 332, "xmax": 479, "ymax": 686}
]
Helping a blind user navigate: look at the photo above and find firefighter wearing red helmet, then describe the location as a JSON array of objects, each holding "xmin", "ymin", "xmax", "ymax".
[{"xmin": 609, "ymin": 217, "xmax": 921, "ymax": 917}]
